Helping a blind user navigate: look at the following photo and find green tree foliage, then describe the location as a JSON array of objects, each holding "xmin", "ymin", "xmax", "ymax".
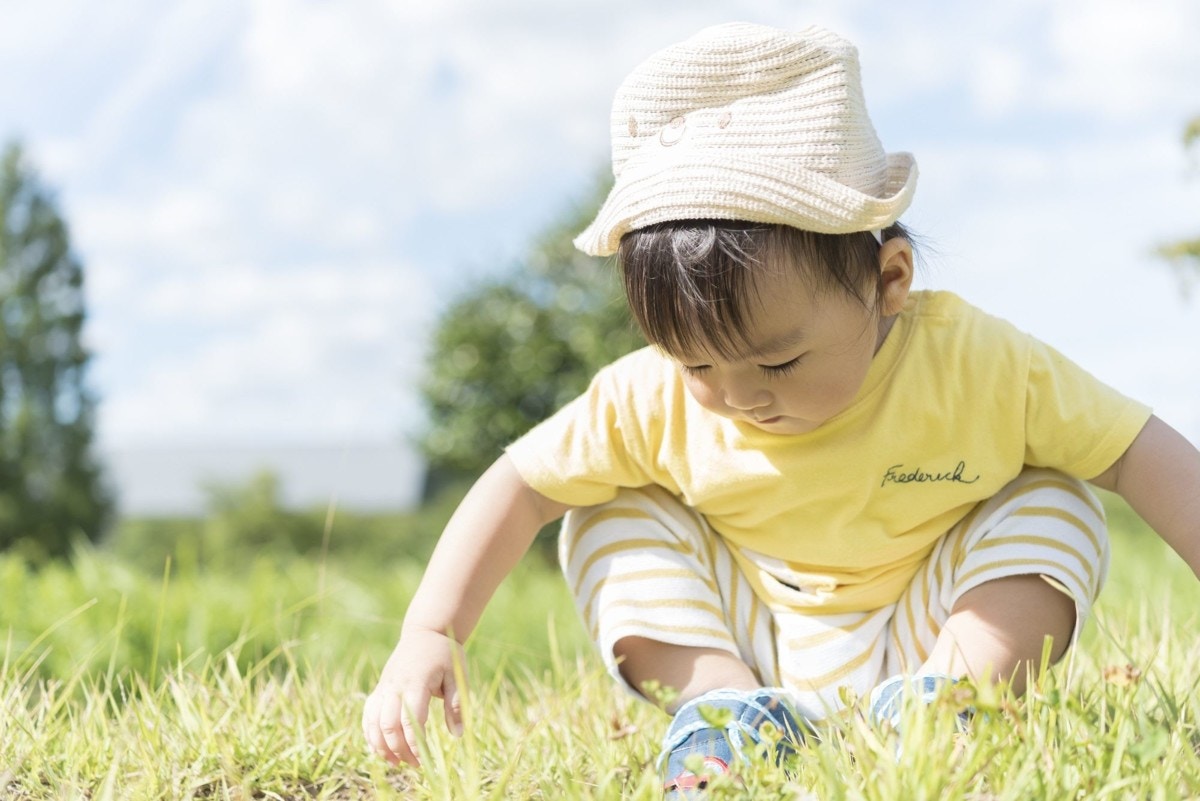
[
  {"xmin": 420, "ymin": 184, "xmax": 644, "ymax": 485},
  {"xmin": 0, "ymin": 142, "xmax": 112, "ymax": 556},
  {"xmin": 1158, "ymin": 116, "xmax": 1200, "ymax": 295},
  {"xmin": 200, "ymin": 471, "xmax": 326, "ymax": 564}
]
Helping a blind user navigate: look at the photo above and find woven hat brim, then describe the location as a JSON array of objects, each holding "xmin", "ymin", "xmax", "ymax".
[{"xmin": 575, "ymin": 151, "xmax": 917, "ymax": 257}]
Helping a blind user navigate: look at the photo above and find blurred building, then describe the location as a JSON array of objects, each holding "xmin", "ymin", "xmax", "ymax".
[{"xmin": 103, "ymin": 443, "xmax": 423, "ymax": 517}]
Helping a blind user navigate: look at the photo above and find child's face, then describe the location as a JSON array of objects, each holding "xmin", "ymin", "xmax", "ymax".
[{"xmin": 673, "ymin": 266, "xmax": 889, "ymax": 436}]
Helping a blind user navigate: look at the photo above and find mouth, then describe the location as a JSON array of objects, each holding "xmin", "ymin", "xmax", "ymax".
[{"xmin": 753, "ymin": 416, "xmax": 783, "ymax": 425}]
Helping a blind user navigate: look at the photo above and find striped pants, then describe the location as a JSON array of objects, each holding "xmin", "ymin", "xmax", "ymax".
[{"xmin": 559, "ymin": 468, "xmax": 1108, "ymax": 721}]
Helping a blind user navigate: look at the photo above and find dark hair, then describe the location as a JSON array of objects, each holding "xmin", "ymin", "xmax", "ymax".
[{"xmin": 617, "ymin": 220, "xmax": 912, "ymax": 360}]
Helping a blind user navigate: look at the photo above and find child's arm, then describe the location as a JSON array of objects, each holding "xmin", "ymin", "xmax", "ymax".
[
  {"xmin": 1090, "ymin": 415, "xmax": 1200, "ymax": 574},
  {"xmin": 361, "ymin": 453, "xmax": 572, "ymax": 767}
]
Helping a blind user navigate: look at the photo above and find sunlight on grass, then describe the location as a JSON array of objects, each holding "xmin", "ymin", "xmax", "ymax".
[{"xmin": 2, "ymin": 495, "xmax": 1199, "ymax": 798}]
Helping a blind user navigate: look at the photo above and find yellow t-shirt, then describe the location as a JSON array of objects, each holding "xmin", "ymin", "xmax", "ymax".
[{"xmin": 506, "ymin": 291, "xmax": 1151, "ymax": 613}]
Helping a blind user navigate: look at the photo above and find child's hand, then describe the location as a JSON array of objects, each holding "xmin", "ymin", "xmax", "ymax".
[{"xmin": 361, "ymin": 627, "xmax": 467, "ymax": 767}]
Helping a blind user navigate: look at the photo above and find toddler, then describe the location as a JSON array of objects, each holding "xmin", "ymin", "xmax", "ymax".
[{"xmin": 362, "ymin": 22, "xmax": 1200, "ymax": 794}]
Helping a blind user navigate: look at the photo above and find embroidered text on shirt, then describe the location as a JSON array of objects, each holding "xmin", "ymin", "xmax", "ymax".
[{"xmin": 881, "ymin": 461, "xmax": 980, "ymax": 488}]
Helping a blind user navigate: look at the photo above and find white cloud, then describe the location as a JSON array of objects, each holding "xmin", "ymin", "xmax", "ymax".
[
  {"xmin": 853, "ymin": 0, "xmax": 1200, "ymax": 127},
  {"xmin": 5, "ymin": 0, "xmax": 1199, "ymax": 456},
  {"xmin": 1044, "ymin": 0, "xmax": 1200, "ymax": 118},
  {"xmin": 970, "ymin": 45, "xmax": 1029, "ymax": 118},
  {"xmin": 80, "ymin": 2, "xmax": 243, "ymax": 164},
  {"xmin": 100, "ymin": 260, "xmax": 433, "ymax": 446},
  {"xmin": 139, "ymin": 262, "xmax": 417, "ymax": 324}
]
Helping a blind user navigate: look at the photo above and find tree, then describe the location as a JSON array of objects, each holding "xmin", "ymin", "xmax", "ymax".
[
  {"xmin": 420, "ymin": 181, "xmax": 644, "ymax": 491},
  {"xmin": 1158, "ymin": 116, "xmax": 1200, "ymax": 296},
  {"xmin": 198, "ymin": 471, "xmax": 326, "ymax": 567},
  {"xmin": 0, "ymin": 142, "xmax": 112, "ymax": 557}
]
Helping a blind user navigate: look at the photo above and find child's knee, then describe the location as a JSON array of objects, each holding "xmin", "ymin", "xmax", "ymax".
[
  {"xmin": 949, "ymin": 469, "xmax": 1110, "ymax": 628},
  {"xmin": 952, "ymin": 573, "xmax": 1077, "ymax": 659},
  {"xmin": 612, "ymin": 636, "xmax": 759, "ymax": 711}
]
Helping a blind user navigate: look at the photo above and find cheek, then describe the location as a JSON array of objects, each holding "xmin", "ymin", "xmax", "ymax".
[
  {"xmin": 683, "ymin": 377, "xmax": 723, "ymax": 410},
  {"xmin": 818, "ymin": 353, "xmax": 874, "ymax": 406},
  {"xmin": 780, "ymin": 363, "xmax": 861, "ymax": 414}
]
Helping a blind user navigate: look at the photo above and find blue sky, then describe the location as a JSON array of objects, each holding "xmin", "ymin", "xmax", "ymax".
[{"xmin": 3, "ymin": 0, "xmax": 1199, "ymax": 459}]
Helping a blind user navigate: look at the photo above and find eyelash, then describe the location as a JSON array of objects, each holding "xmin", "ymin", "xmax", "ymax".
[
  {"xmin": 682, "ymin": 357, "xmax": 803, "ymax": 379},
  {"xmin": 762, "ymin": 357, "xmax": 802, "ymax": 377}
]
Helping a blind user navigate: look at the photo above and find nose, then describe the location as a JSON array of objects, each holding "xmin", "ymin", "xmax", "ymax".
[{"xmin": 722, "ymin": 380, "xmax": 771, "ymax": 412}]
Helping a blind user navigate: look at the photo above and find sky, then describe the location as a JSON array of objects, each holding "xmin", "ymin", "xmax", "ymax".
[{"xmin": 2, "ymin": 0, "xmax": 1199, "ymax": 471}]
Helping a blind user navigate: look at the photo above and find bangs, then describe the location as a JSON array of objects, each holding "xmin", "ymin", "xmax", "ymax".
[
  {"xmin": 617, "ymin": 220, "xmax": 897, "ymax": 361},
  {"xmin": 618, "ymin": 222, "xmax": 769, "ymax": 361}
]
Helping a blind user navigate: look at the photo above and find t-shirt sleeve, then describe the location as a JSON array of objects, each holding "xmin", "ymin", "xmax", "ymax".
[
  {"xmin": 1023, "ymin": 336, "xmax": 1152, "ymax": 479},
  {"xmin": 504, "ymin": 358, "xmax": 657, "ymax": 507}
]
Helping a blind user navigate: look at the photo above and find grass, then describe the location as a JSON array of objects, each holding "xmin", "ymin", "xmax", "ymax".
[{"xmin": 2, "ymin": 494, "xmax": 1200, "ymax": 798}]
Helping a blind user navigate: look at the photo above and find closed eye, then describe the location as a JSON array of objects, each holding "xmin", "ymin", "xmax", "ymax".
[
  {"xmin": 760, "ymin": 356, "xmax": 803, "ymax": 377},
  {"xmin": 680, "ymin": 364, "xmax": 711, "ymax": 377}
]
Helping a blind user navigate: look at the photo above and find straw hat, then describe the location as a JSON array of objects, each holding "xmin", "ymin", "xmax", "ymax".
[{"xmin": 574, "ymin": 22, "xmax": 917, "ymax": 257}]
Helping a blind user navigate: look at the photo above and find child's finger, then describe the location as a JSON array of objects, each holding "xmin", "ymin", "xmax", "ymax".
[
  {"xmin": 361, "ymin": 695, "xmax": 385, "ymax": 756},
  {"xmin": 443, "ymin": 676, "xmax": 464, "ymax": 738},
  {"xmin": 363, "ymin": 711, "xmax": 398, "ymax": 763},
  {"xmin": 399, "ymin": 687, "xmax": 431, "ymax": 763},
  {"xmin": 380, "ymin": 690, "xmax": 423, "ymax": 766}
]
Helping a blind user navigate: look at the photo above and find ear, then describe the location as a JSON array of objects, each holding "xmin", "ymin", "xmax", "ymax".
[{"xmin": 877, "ymin": 237, "xmax": 914, "ymax": 316}]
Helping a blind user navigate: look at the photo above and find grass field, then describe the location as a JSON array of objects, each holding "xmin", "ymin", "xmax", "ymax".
[{"xmin": 3, "ymin": 494, "xmax": 1200, "ymax": 799}]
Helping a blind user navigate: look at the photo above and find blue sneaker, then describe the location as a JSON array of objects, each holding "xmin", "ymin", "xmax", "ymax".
[
  {"xmin": 658, "ymin": 687, "xmax": 809, "ymax": 797},
  {"xmin": 868, "ymin": 673, "xmax": 971, "ymax": 732}
]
